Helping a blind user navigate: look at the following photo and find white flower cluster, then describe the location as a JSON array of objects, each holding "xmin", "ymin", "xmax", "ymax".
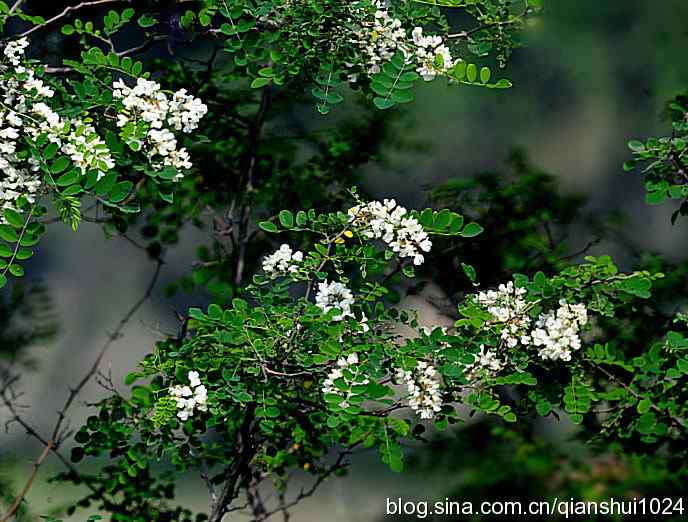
[
  {"xmin": 0, "ymin": 38, "xmax": 115, "ymax": 218},
  {"xmin": 321, "ymin": 353, "xmax": 369, "ymax": 408},
  {"xmin": 315, "ymin": 280, "xmax": 355, "ymax": 321},
  {"xmin": 262, "ymin": 243, "xmax": 303, "ymax": 278},
  {"xmin": 55, "ymin": 117, "xmax": 115, "ymax": 177},
  {"xmin": 353, "ymin": 2, "xmax": 455, "ymax": 81},
  {"xmin": 112, "ymin": 78, "xmax": 207, "ymax": 175},
  {"xmin": 526, "ymin": 300, "xmax": 588, "ymax": 362},
  {"xmin": 396, "ymin": 361, "xmax": 443, "ymax": 419},
  {"xmin": 355, "ymin": 1, "xmax": 407, "ymax": 75},
  {"xmin": 464, "ymin": 344, "xmax": 504, "ymax": 382},
  {"xmin": 411, "ymin": 27, "xmax": 455, "ymax": 81},
  {"xmin": 475, "ymin": 281, "xmax": 532, "ymax": 347},
  {"xmin": 4, "ymin": 38, "xmax": 29, "ymax": 67},
  {"xmin": 348, "ymin": 199, "xmax": 432, "ymax": 265},
  {"xmin": 169, "ymin": 370, "xmax": 208, "ymax": 421},
  {"xmin": 474, "ymin": 281, "xmax": 590, "ymax": 366}
]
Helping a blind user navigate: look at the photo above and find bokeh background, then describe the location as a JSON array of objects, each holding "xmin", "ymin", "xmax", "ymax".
[{"xmin": 3, "ymin": 0, "xmax": 688, "ymax": 519}]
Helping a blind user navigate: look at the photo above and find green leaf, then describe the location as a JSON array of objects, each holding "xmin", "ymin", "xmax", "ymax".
[
  {"xmin": 493, "ymin": 78, "xmax": 512, "ymax": 89},
  {"xmin": 0, "ymin": 225, "xmax": 18, "ymax": 243},
  {"xmin": 479, "ymin": 66, "xmax": 491, "ymax": 84},
  {"xmin": 402, "ymin": 264, "xmax": 415, "ymax": 278},
  {"xmin": 3, "ymin": 209, "xmax": 24, "ymax": 228},
  {"xmin": 124, "ymin": 372, "xmax": 140, "ymax": 385},
  {"xmin": 259, "ymin": 221, "xmax": 277, "ymax": 233},
  {"xmin": 15, "ymin": 248, "xmax": 33, "ymax": 261},
  {"xmin": 95, "ymin": 173, "xmax": 117, "ymax": 196},
  {"xmin": 535, "ymin": 399, "xmax": 551, "ymax": 417},
  {"xmin": 453, "ymin": 61, "xmax": 466, "ymax": 79},
  {"xmin": 50, "ymin": 156, "xmax": 71, "ymax": 174},
  {"xmin": 8, "ymin": 264, "xmax": 24, "ymax": 277},
  {"xmin": 250, "ymin": 77, "xmax": 271, "ymax": 89},
  {"xmin": 637, "ymin": 398, "xmax": 652, "ymax": 414},
  {"xmin": 373, "ymin": 97, "xmax": 395, "ymax": 110},
  {"xmin": 391, "ymin": 89, "xmax": 413, "ymax": 104},
  {"xmin": 44, "ymin": 142, "xmax": 59, "ymax": 160},
  {"xmin": 646, "ymin": 190, "xmax": 666, "ymax": 205},
  {"xmin": 56, "ymin": 169, "xmax": 80, "ymax": 187},
  {"xmin": 466, "ymin": 63, "xmax": 477, "ymax": 82},
  {"xmin": 137, "ymin": 14, "xmax": 157, "ymax": 28},
  {"xmin": 278, "ymin": 210, "xmax": 294, "ymax": 228},
  {"xmin": 628, "ymin": 140, "xmax": 645, "ymax": 152},
  {"xmin": 618, "ymin": 276, "xmax": 652, "ymax": 298},
  {"xmin": 461, "ymin": 263, "xmax": 477, "ymax": 283},
  {"xmin": 460, "ymin": 222, "xmax": 484, "ymax": 237}
]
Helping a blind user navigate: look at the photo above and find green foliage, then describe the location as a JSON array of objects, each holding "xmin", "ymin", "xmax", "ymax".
[
  {"xmin": 448, "ymin": 60, "xmax": 512, "ymax": 89},
  {"xmin": 371, "ymin": 52, "xmax": 420, "ymax": 110},
  {"xmin": 625, "ymin": 91, "xmax": 688, "ymax": 222},
  {"xmin": 63, "ymin": 203, "xmax": 678, "ymax": 520},
  {"xmin": 3, "ymin": 2, "xmax": 688, "ymax": 521},
  {"xmin": 41, "ymin": 515, "xmax": 103, "ymax": 522},
  {"xmin": 0, "ymin": 205, "xmax": 45, "ymax": 289},
  {"xmin": 414, "ymin": 0, "xmax": 542, "ymax": 65},
  {"xmin": 400, "ymin": 423, "xmax": 688, "ymax": 522},
  {"xmin": 312, "ymin": 63, "xmax": 345, "ymax": 115}
]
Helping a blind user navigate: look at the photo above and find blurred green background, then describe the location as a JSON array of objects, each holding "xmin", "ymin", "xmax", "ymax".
[{"xmin": 3, "ymin": 0, "xmax": 688, "ymax": 519}]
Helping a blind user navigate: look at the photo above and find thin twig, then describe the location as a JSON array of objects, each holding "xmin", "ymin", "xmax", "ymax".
[
  {"xmin": 9, "ymin": 0, "xmax": 25, "ymax": 15},
  {"xmin": 261, "ymin": 451, "xmax": 350, "ymax": 519},
  {"xmin": 209, "ymin": 403, "xmax": 258, "ymax": 522},
  {"xmin": 12, "ymin": 0, "xmax": 127, "ymax": 39},
  {"xmin": 234, "ymin": 86, "xmax": 271, "ymax": 286},
  {"xmin": 0, "ymin": 257, "xmax": 163, "ymax": 521},
  {"xmin": 117, "ymin": 35, "xmax": 168, "ymax": 57},
  {"xmin": 0, "ymin": 385, "xmax": 84, "ymax": 480},
  {"xmin": 590, "ymin": 362, "xmax": 686, "ymax": 430}
]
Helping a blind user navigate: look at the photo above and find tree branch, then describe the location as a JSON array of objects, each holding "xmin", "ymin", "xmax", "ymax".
[
  {"xmin": 0, "ymin": 257, "xmax": 163, "ymax": 521},
  {"xmin": 234, "ymin": 86, "xmax": 271, "ymax": 286},
  {"xmin": 13, "ymin": 0, "xmax": 129, "ymax": 39},
  {"xmin": 9, "ymin": 0, "xmax": 25, "ymax": 15},
  {"xmin": 209, "ymin": 403, "xmax": 258, "ymax": 522},
  {"xmin": 261, "ymin": 451, "xmax": 350, "ymax": 520}
]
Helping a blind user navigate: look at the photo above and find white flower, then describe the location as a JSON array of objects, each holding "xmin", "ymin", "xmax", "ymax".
[
  {"xmin": 411, "ymin": 27, "xmax": 454, "ymax": 81},
  {"xmin": 464, "ymin": 344, "xmax": 504, "ymax": 382},
  {"xmin": 526, "ymin": 300, "xmax": 588, "ymax": 362},
  {"xmin": 473, "ymin": 278, "xmax": 591, "ymax": 364},
  {"xmin": 354, "ymin": 1, "xmax": 409, "ymax": 74},
  {"xmin": 0, "ymin": 38, "xmax": 115, "ymax": 211},
  {"xmin": 348, "ymin": 198, "xmax": 432, "ymax": 265},
  {"xmin": 170, "ymin": 370, "xmax": 208, "ymax": 421},
  {"xmin": 321, "ymin": 352, "xmax": 369, "ymax": 409},
  {"xmin": 23, "ymin": 77, "xmax": 53, "ymax": 98},
  {"xmin": 3, "ymin": 38, "xmax": 30, "ymax": 67},
  {"xmin": 475, "ymin": 281, "xmax": 531, "ymax": 348},
  {"xmin": 112, "ymin": 78, "xmax": 207, "ymax": 176},
  {"xmin": 165, "ymin": 148, "xmax": 192, "ymax": 172},
  {"xmin": 396, "ymin": 361, "xmax": 443, "ymax": 419},
  {"xmin": 60, "ymin": 120, "xmax": 115, "ymax": 179},
  {"xmin": 350, "ymin": 6, "xmax": 456, "ymax": 82},
  {"xmin": 188, "ymin": 370, "xmax": 201, "ymax": 387},
  {"xmin": 262, "ymin": 243, "xmax": 303, "ymax": 278},
  {"xmin": 315, "ymin": 280, "xmax": 355, "ymax": 321},
  {"xmin": 168, "ymin": 88, "xmax": 208, "ymax": 133},
  {"xmin": 0, "ymin": 128, "xmax": 18, "ymax": 140}
]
